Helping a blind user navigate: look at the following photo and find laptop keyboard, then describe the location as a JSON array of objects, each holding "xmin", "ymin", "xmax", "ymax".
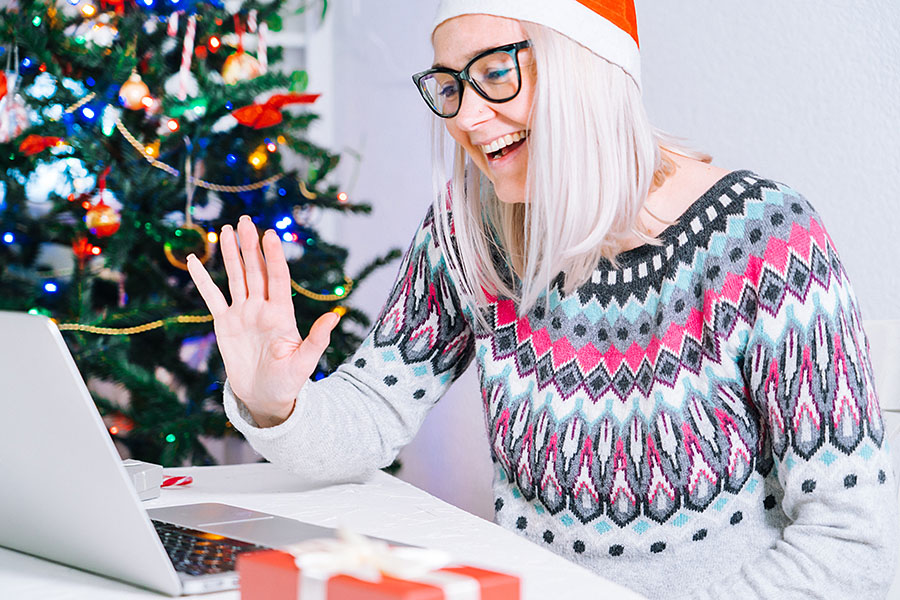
[{"xmin": 152, "ymin": 520, "xmax": 268, "ymax": 576}]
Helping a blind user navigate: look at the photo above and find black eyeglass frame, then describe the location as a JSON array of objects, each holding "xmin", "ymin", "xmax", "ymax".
[{"xmin": 412, "ymin": 40, "xmax": 532, "ymax": 119}]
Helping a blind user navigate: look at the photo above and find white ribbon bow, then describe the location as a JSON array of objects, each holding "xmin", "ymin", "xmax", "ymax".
[{"xmin": 283, "ymin": 529, "xmax": 481, "ymax": 600}]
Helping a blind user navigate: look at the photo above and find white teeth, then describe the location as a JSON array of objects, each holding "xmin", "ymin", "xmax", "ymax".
[{"xmin": 480, "ymin": 131, "xmax": 528, "ymax": 155}]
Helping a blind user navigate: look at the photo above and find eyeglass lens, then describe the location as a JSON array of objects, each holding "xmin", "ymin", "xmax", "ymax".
[{"xmin": 419, "ymin": 50, "xmax": 521, "ymax": 117}]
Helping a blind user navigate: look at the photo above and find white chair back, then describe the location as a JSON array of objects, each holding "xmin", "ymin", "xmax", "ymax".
[
  {"xmin": 864, "ymin": 320, "xmax": 900, "ymax": 599},
  {"xmin": 866, "ymin": 320, "xmax": 900, "ymax": 412}
]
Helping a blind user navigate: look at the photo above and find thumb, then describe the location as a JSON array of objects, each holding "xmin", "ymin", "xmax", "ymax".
[{"xmin": 303, "ymin": 311, "xmax": 341, "ymax": 356}]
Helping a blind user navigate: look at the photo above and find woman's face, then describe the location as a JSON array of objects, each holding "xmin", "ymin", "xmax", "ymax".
[{"xmin": 432, "ymin": 15, "xmax": 535, "ymax": 204}]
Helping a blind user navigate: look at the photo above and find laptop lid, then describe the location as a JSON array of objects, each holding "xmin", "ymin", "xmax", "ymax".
[{"xmin": 0, "ymin": 311, "xmax": 182, "ymax": 596}]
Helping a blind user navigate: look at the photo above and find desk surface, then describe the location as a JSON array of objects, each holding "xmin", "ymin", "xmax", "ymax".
[{"xmin": 0, "ymin": 463, "xmax": 644, "ymax": 599}]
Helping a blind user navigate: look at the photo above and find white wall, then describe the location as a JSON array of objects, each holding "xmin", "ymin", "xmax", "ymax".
[{"xmin": 322, "ymin": 1, "xmax": 900, "ymax": 519}]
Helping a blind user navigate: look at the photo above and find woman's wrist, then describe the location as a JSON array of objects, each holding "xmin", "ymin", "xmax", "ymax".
[{"xmin": 248, "ymin": 399, "xmax": 296, "ymax": 428}]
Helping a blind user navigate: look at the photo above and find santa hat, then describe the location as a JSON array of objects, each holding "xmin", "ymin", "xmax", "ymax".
[{"xmin": 433, "ymin": 0, "xmax": 641, "ymax": 88}]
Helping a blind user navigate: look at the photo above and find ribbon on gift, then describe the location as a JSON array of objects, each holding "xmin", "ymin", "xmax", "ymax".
[{"xmin": 284, "ymin": 529, "xmax": 482, "ymax": 600}]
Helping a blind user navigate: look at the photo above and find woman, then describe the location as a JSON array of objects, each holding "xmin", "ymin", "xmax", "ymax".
[{"xmin": 188, "ymin": 1, "xmax": 897, "ymax": 597}]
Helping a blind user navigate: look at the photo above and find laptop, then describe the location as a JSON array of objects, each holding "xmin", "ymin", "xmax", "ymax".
[{"xmin": 0, "ymin": 311, "xmax": 343, "ymax": 595}]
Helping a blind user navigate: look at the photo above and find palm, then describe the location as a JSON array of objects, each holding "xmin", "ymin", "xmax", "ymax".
[{"xmin": 188, "ymin": 217, "xmax": 339, "ymax": 426}]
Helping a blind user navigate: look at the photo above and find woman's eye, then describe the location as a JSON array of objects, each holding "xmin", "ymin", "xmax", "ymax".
[
  {"xmin": 439, "ymin": 85, "xmax": 458, "ymax": 98},
  {"xmin": 484, "ymin": 67, "xmax": 513, "ymax": 82}
]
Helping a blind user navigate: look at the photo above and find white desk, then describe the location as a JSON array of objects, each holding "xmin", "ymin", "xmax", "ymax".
[{"xmin": 0, "ymin": 463, "xmax": 644, "ymax": 599}]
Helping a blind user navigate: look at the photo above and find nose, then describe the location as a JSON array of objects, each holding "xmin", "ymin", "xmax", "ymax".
[{"xmin": 453, "ymin": 83, "xmax": 493, "ymax": 131}]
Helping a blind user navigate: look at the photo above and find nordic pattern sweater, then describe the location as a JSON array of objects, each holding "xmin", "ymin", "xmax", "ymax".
[{"xmin": 225, "ymin": 170, "xmax": 898, "ymax": 598}]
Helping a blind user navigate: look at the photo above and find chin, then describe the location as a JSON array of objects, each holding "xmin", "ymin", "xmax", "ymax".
[{"xmin": 493, "ymin": 186, "xmax": 527, "ymax": 204}]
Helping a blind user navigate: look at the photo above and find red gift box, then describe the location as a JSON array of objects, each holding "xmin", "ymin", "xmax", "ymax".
[{"xmin": 238, "ymin": 546, "xmax": 520, "ymax": 600}]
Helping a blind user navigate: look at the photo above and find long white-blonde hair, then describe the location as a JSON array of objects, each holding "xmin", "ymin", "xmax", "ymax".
[{"xmin": 431, "ymin": 21, "xmax": 709, "ymax": 330}]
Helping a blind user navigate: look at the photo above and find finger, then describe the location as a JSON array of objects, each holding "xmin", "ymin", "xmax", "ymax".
[
  {"xmin": 187, "ymin": 254, "xmax": 229, "ymax": 316},
  {"xmin": 219, "ymin": 224, "xmax": 247, "ymax": 304},
  {"xmin": 299, "ymin": 312, "xmax": 341, "ymax": 361},
  {"xmin": 261, "ymin": 229, "xmax": 292, "ymax": 307},
  {"xmin": 237, "ymin": 216, "xmax": 267, "ymax": 299}
]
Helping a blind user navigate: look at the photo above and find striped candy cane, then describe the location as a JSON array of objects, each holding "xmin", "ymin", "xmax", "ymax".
[
  {"xmin": 167, "ymin": 11, "xmax": 179, "ymax": 37},
  {"xmin": 177, "ymin": 15, "xmax": 196, "ymax": 101},
  {"xmin": 247, "ymin": 9, "xmax": 257, "ymax": 32},
  {"xmin": 258, "ymin": 22, "xmax": 268, "ymax": 75},
  {"xmin": 161, "ymin": 475, "xmax": 193, "ymax": 488}
]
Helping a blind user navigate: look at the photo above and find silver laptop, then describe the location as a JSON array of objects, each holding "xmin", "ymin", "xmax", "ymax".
[{"xmin": 0, "ymin": 311, "xmax": 341, "ymax": 596}]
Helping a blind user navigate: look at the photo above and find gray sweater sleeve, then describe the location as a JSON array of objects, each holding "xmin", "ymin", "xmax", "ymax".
[{"xmin": 223, "ymin": 207, "xmax": 475, "ymax": 484}]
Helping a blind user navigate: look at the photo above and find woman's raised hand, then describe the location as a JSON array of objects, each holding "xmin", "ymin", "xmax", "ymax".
[{"xmin": 187, "ymin": 215, "xmax": 340, "ymax": 427}]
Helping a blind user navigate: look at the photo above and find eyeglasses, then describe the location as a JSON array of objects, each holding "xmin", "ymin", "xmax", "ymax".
[{"xmin": 412, "ymin": 40, "xmax": 532, "ymax": 119}]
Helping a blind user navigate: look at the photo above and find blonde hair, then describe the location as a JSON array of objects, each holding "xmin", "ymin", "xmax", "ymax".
[{"xmin": 431, "ymin": 22, "xmax": 709, "ymax": 329}]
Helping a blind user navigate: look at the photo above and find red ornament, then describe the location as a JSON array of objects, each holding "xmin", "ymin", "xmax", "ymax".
[
  {"xmin": 231, "ymin": 93, "xmax": 320, "ymax": 129},
  {"xmin": 19, "ymin": 134, "xmax": 63, "ymax": 156},
  {"xmin": 85, "ymin": 201, "xmax": 121, "ymax": 237},
  {"xmin": 0, "ymin": 71, "xmax": 7, "ymax": 100}
]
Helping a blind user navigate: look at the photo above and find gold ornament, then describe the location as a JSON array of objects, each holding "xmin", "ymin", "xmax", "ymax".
[
  {"xmin": 118, "ymin": 72, "xmax": 150, "ymax": 110},
  {"xmin": 222, "ymin": 51, "xmax": 261, "ymax": 85}
]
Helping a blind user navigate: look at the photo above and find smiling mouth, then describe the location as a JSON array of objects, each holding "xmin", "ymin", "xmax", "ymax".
[{"xmin": 480, "ymin": 130, "xmax": 529, "ymax": 160}]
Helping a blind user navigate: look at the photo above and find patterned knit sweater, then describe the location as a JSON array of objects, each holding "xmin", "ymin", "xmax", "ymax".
[{"xmin": 225, "ymin": 170, "xmax": 898, "ymax": 598}]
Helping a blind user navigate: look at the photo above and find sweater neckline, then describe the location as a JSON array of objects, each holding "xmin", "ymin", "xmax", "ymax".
[{"xmin": 596, "ymin": 169, "xmax": 758, "ymax": 272}]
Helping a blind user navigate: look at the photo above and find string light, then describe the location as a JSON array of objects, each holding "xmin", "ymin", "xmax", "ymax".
[
  {"xmin": 165, "ymin": 434, "xmax": 176, "ymax": 443},
  {"xmin": 32, "ymin": 16, "xmax": 42, "ymax": 26},
  {"xmin": 208, "ymin": 36, "xmax": 221, "ymax": 51},
  {"xmin": 281, "ymin": 232, "xmax": 292, "ymax": 242},
  {"xmin": 206, "ymin": 231, "xmax": 218, "ymax": 243},
  {"xmin": 277, "ymin": 135, "xmax": 287, "ymax": 144},
  {"xmin": 249, "ymin": 148, "xmax": 267, "ymax": 169},
  {"xmin": 91, "ymin": 246, "xmax": 102, "ymax": 255},
  {"xmin": 44, "ymin": 282, "xmax": 59, "ymax": 293},
  {"xmin": 275, "ymin": 216, "xmax": 291, "ymax": 230},
  {"xmin": 166, "ymin": 119, "xmax": 179, "ymax": 132},
  {"xmin": 141, "ymin": 96, "xmax": 154, "ymax": 109},
  {"xmin": 81, "ymin": 3, "xmax": 97, "ymax": 17},
  {"xmin": 266, "ymin": 142, "xmax": 277, "ymax": 153},
  {"xmin": 81, "ymin": 106, "xmax": 96, "ymax": 120},
  {"xmin": 337, "ymin": 192, "xmax": 349, "ymax": 204},
  {"xmin": 2, "ymin": 233, "xmax": 13, "ymax": 244},
  {"xmin": 225, "ymin": 154, "xmax": 237, "ymax": 166},
  {"xmin": 333, "ymin": 286, "xmax": 346, "ymax": 297},
  {"xmin": 109, "ymin": 426, "xmax": 119, "ymax": 435}
]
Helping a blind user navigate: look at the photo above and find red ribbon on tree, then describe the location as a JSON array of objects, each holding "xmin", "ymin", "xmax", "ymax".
[
  {"xmin": 100, "ymin": 0, "xmax": 125, "ymax": 15},
  {"xmin": 0, "ymin": 72, "xmax": 7, "ymax": 101},
  {"xmin": 19, "ymin": 135, "xmax": 63, "ymax": 156},
  {"xmin": 231, "ymin": 93, "xmax": 320, "ymax": 129}
]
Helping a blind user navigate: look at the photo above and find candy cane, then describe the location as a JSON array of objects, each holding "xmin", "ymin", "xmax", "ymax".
[
  {"xmin": 177, "ymin": 15, "xmax": 196, "ymax": 101},
  {"xmin": 258, "ymin": 22, "xmax": 268, "ymax": 75},
  {"xmin": 247, "ymin": 9, "xmax": 257, "ymax": 33},
  {"xmin": 167, "ymin": 11, "xmax": 179, "ymax": 37},
  {"xmin": 161, "ymin": 475, "xmax": 193, "ymax": 488}
]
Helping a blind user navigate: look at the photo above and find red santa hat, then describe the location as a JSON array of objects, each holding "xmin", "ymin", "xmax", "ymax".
[{"xmin": 433, "ymin": 0, "xmax": 641, "ymax": 88}]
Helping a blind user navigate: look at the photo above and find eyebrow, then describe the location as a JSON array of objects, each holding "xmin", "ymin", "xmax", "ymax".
[{"xmin": 431, "ymin": 45, "xmax": 498, "ymax": 70}]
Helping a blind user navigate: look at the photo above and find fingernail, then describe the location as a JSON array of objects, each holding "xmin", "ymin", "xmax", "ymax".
[
  {"xmin": 186, "ymin": 253, "xmax": 196, "ymax": 262},
  {"xmin": 240, "ymin": 215, "xmax": 251, "ymax": 222}
]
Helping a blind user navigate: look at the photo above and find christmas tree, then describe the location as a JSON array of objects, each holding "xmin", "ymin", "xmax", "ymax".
[{"xmin": 0, "ymin": 0, "xmax": 398, "ymax": 466}]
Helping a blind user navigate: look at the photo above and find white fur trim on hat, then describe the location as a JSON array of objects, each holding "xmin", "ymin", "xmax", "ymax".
[{"xmin": 433, "ymin": 0, "xmax": 641, "ymax": 89}]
